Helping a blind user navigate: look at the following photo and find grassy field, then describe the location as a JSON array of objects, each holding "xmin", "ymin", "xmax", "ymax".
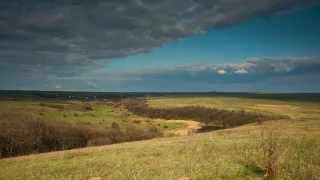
[
  {"xmin": 0, "ymin": 100, "xmax": 184, "ymax": 131},
  {"xmin": 1, "ymin": 96, "xmax": 320, "ymax": 179},
  {"xmin": 148, "ymin": 96, "xmax": 320, "ymax": 118}
]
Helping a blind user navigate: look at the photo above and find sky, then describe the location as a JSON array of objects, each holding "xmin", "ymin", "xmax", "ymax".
[{"xmin": 1, "ymin": 0, "xmax": 320, "ymax": 92}]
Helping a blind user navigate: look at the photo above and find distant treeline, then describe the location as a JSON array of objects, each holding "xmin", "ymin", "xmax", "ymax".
[
  {"xmin": 1, "ymin": 90, "xmax": 320, "ymax": 102},
  {"xmin": 114, "ymin": 99, "xmax": 287, "ymax": 128},
  {"xmin": 0, "ymin": 111, "xmax": 162, "ymax": 158}
]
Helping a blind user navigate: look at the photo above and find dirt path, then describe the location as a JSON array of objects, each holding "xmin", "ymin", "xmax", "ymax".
[
  {"xmin": 128, "ymin": 117, "xmax": 202, "ymax": 136},
  {"xmin": 154, "ymin": 119, "xmax": 202, "ymax": 136}
]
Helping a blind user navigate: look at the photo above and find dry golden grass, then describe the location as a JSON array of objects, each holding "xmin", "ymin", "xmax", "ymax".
[
  {"xmin": 1, "ymin": 121, "xmax": 319, "ymax": 180},
  {"xmin": 0, "ymin": 96, "xmax": 319, "ymax": 179}
]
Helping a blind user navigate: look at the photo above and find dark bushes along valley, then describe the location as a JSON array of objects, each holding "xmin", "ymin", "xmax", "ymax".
[
  {"xmin": 0, "ymin": 111, "xmax": 162, "ymax": 158},
  {"xmin": 113, "ymin": 98, "xmax": 287, "ymax": 128}
]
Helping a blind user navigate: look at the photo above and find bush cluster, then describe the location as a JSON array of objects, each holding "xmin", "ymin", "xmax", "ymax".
[
  {"xmin": 0, "ymin": 111, "xmax": 162, "ymax": 158},
  {"xmin": 39, "ymin": 102, "xmax": 93, "ymax": 111}
]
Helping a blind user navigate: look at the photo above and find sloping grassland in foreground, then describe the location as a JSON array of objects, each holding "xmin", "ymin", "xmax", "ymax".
[{"xmin": 1, "ymin": 96, "xmax": 320, "ymax": 180}]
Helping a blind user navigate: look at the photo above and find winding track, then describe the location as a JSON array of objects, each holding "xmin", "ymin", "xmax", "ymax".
[{"xmin": 155, "ymin": 119, "xmax": 202, "ymax": 136}]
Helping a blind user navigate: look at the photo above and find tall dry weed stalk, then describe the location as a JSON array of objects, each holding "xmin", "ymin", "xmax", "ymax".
[{"xmin": 260, "ymin": 121, "xmax": 283, "ymax": 180}]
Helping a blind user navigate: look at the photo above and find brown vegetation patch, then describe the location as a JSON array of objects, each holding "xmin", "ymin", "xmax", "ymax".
[
  {"xmin": 0, "ymin": 111, "xmax": 162, "ymax": 158},
  {"xmin": 39, "ymin": 102, "xmax": 93, "ymax": 111}
]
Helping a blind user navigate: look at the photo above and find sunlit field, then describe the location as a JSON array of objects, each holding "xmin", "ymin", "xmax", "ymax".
[{"xmin": 1, "ymin": 94, "xmax": 319, "ymax": 179}]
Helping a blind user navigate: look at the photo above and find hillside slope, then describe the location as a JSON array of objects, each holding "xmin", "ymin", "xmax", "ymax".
[{"xmin": 1, "ymin": 97, "xmax": 320, "ymax": 180}]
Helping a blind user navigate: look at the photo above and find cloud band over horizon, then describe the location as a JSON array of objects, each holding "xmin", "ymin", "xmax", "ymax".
[
  {"xmin": 2, "ymin": 56, "xmax": 318, "ymax": 92},
  {"xmin": 0, "ymin": 0, "xmax": 320, "ymax": 92}
]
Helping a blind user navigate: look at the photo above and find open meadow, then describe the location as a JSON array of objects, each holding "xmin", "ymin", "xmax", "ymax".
[{"xmin": 0, "ymin": 93, "xmax": 320, "ymax": 179}]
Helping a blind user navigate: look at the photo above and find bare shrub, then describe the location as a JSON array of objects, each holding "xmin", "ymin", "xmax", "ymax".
[
  {"xmin": 124, "ymin": 125, "xmax": 162, "ymax": 141},
  {"xmin": 133, "ymin": 120, "xmax": 141, "ymax": 124},
  {"xmin": 82, "ymin": 104, "xmax": 93, "ymax": 111},
  {"xmin": 260, "ymin": 121, "xmax": 283, "ymax": 180},
  {"xmin": 111, "ymin": 122, "xmax": 119, "ymax": 129},
  {"xmin": 38, "ymin": 103, "xmax": 66, "ymax": 110},
  {"xmin": 38, "ymin": 102, "xmax": 94, "ymax": 111},
  {"xmin": 0, "ymin": 112, "xmax": 38, "ymax": 157}
]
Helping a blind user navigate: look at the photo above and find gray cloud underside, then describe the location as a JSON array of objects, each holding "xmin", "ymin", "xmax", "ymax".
[
  {"xmin": 1, "ymin": 56, "xmax": 319, "ymax": 91},
  {"xmin": 1, "ymin": 0, "xmax": 319, "ymax": 78},
  {"xmin": 127, "ymin": 56, "xmax": 320, "ymax": 84},
  {"xmin": 60, "ymin": 57, "xmax": 320, "ymax": 92},
  {"xmin": 43, "ymin": 56, "xmax": 319, "ymax": 91},
  {"xmin": 91, "ymin": 57, "xmax": 320, "ymax": 89},
  {"xmin": 118, "ymin": 56, "xmax": 320, "ymax": 92}
]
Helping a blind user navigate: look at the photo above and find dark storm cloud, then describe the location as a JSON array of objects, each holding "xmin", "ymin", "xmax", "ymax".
[{"xmin": 1, "ymin": 0, "xmax": 318, "ymax": 78}]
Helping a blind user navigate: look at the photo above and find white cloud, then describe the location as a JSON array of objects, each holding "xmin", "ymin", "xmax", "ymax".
[
  {"xmin": 217, "ymin": 70, "xmax": 227, "ymax": 74},
  {"xmin": 235, "ymin": 68, "xmax": 248, "ymax": 74},
  {"xmin": 88, "ymin": 82, "xmax": 98, "ymax": 88}
]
